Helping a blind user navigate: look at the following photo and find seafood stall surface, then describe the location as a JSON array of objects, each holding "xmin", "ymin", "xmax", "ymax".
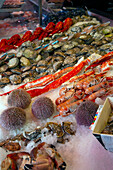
[
  {"xmin": 0, "ymin": 86, "xmax": 113, "ymax": 170},
  {"xmin": 0, "ymin": 12, "xmax": 113, "ymax": 170}
]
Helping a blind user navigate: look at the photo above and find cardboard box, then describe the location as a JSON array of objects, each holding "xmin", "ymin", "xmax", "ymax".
[{"xmin": 91, "ymin": 97, "xmax": 113, "ymax": 152}]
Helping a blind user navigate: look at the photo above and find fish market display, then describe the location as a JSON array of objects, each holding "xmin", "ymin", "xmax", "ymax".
[{"xmin": 0, "ymin": 10, "xmax": 113, "ymax": 170}]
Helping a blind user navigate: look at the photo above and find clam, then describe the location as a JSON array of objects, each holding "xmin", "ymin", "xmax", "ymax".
[
  {"xmin": 7, "ymin": 58, "xmax": 19, "ymax": 68},
  {"xmin": 93, "ymin": 32, "xmax": 104, "ymax": 40},
  {"xmin": 9, "ymin": 74, "xmax": 22, "ymax": 85},
  {"xmin": 53, "ymin": 42, "xmax": 63, "ymax": 49},
  {"xmin": 45, "ymin": 122, "xmax": 64, "ymax": 138},
  {"xmin": 53, "ymin": 61, "xmax": 63, "ymax": 71},
  {"xmin": 45, "ymin": 45, "xmax": 53, "ymax": 53},
  {"xmin": 79, "ymin": 34, "xmax": 93, "ymax": 45},
  {"xmin": 36, "ymin": 66, "xmax": 47, "ymax": 73},
  {"xmin": 42, "ymin": 37, "xmax": 51, "ymax": 43},
  {"xmin": 16, "ymin": 50, "xmax": 23, "ymax": 58},
  {"xmin": 0, "ymin": 77, "xmax": 10, "ymax": 85},
  {"xmin": 23, "ymin": 77, "xmax": 35, "ymax": 83},
  {"xmin": 99, "ymin": 43, "xmax": 112, "ymax": 50},
  {"xmin": 3, "ymin": 71, "xmax": 12, "ymax": 76},
  {"xmin": 45, "ymin": 56, "xmax": 53, "ymax": 62},
  {"xmin": 11, "ymin": 68, "xmax": 22, "ymax": 74},
  {"xmin": 65, "ymin": 49, "xmax": 76, "ymax": 55},
  {"xmin": 35, "ymin": 54, "xmax": 42, "ymax": 62},
  {"xmin": 21, "ymin": 40, "xmax": 33, "ymax": 47},
  {"xmin": 61, "ymin": 43, "xmax": 75, "ymax": 51},
  {"xmin": 23, "ymin": 48, "xmax": 36, "ymax": 59},
  {"xmin": 23, "ymin": 126, "xmax": 42, "ymax": 140},
  {"xmin": 0, "ymin": 65, "xmax": 8, "ymax": 73},
  {"xmin": 71, "ymin": 26, "xmax": 81, "ymax": 33},
  {"xmin": 37, "ymin": 60, "xmax": 48, "ymax": 67},
  {"xmin": 62, "ymin": 122, "xmax": 76, "ymax": 135},
  {"xmin": 54, "ymin": 51, "xmax": 65, "ymax": 57},
  {"xmin": 21, "ymin": 66, "xmax": 31, "ymax": 72},
  {"xmin": 52, "ymin": 32, "xmax": 63, "ymax": 39},
  {"xmin": 21, "ymin": 71, "xmax": 33, "ymax": 78},
  {"xmin": 102, "ymin": 26, "xmax": 113, "ymax": 35},
  {"xmin": 64, "ymin": 56, "xmax": 76, "ymax": 65},
  {"xmin": 20, "ymin": 57, "xmax": 31, "ymax": 66},
  {"xmin": 52, "ymin": 56, "xmax": 64, "ymax": 62}
]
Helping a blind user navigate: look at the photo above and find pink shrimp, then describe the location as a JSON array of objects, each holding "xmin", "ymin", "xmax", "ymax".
[
  {"xmin": 85, "ymin": 81, "xmax": 113, "ymax": 95},
  {"xmin": 54, "ymin": 99, "xmax": 84, "ymax": 117},
  {"xmin": 55, "ymin": 89, "xmax": 75, "ymax": 105},
  {"xmin": 56, "ymin": 90, "xmax": 85, "ymax": 111},
  {"xmin": 88, "ymin": 88, "xmax": 107, "ymax": 101}
]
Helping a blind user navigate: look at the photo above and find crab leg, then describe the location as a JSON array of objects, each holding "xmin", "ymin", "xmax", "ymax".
[
  {"xmin": 101, "ymin": 58, "xmax": 113, "ymax": 72},
  {"xmin": 69, "ymin": 70, "xmax": 95, "ymax": 83},
  {"xmin": 24, "ymin": 75, "xmax": 53, "ymax": 89},
  {"xmin": 23, "ymin": 66, "xmax": 74, "ymax": 90},
  {"xmin": 27, "ymin": 61, "xmax": 86, "ymax": 98},
  {"xmin": 0, "ymin": 52, "xmax": 110, "ymax": 97},
  {"xmin": 85, "ymin": 51, "xmax": 113, "ymax": 71},
  {"xmin": 101, "ymin": 87, "xmax": 113, "ymax": 99}
]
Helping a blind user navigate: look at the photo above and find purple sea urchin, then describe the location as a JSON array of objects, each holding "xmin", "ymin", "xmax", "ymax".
[
  {"xmin": 75, "ymin": 100, "xmax": 98, "ymax": 126},
  {"xmin": 0, "ymin": 107, "xmax": 26, "ymax": 130},
  {"xmin": 7, "ymin": 89, "xmax": 31, "ymax": 109},
  {"xmin": 32, "ymin": 96, "xmax": 55, "ymax": 119}
]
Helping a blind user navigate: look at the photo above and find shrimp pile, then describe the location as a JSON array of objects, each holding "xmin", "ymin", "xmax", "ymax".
[{"xmin": 55, "ymin": 53, "xmax": 113, "ymax": 117}]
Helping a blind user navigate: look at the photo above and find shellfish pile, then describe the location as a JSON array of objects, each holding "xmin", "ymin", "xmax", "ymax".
[{"xmin": 0, "ymin": 15, "xmax": 113, "ymax": 89}]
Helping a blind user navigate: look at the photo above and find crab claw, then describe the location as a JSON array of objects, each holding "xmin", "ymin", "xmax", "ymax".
[
  {"xmin": 24, "ymin": 155, "xmax": 54, "ymax": 170},
  {"xmin": 1, "ymin": 152, "xmax": 31, "ymax": 170},
  {"xmin": 1, "ymin": 156, "xmax": 16, "ymax": 170}
]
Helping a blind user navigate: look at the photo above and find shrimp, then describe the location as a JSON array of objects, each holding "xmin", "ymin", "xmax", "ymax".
[
  {"xmin": 54, "ymin": 99, "xmax": 84, "ymax": 117},
  {"xmin": 85, "ymin": 81, "xmax": 110, "ymax": 94},
  {"xmin": 55, "ymin": 89, "xmax": 75, "ymax": 105},
  {"xmin": 76, "ymin": 75, "xmax": 94, "ymax": 89},
  {"xmin": 56, "ymin": 90, "xmax": 85, "ymax": 111},
  {"xmin": 88, "ymin": 88, "xmax": 107, "ymax": 101}
]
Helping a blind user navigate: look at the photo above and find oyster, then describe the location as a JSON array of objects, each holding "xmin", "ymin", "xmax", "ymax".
[
  {"xmin": 61, "ymin": 43, "xmax": 75, "ymax": 51},
  {"xmin": 20, "ymin": 57, "xmax": 31, "ymax": 66}
]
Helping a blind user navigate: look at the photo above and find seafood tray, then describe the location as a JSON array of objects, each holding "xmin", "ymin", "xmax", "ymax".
[
  {"xmin": 0, "ymin": 0, "xmax": 25, "ymax": 12},
  {"xmin": 92, "ymin": 97, "xmax": 113, "ymax": 152},
  {"xmin": 0, "ymin": 13, "xmax": 113, "ymax": 169}
]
